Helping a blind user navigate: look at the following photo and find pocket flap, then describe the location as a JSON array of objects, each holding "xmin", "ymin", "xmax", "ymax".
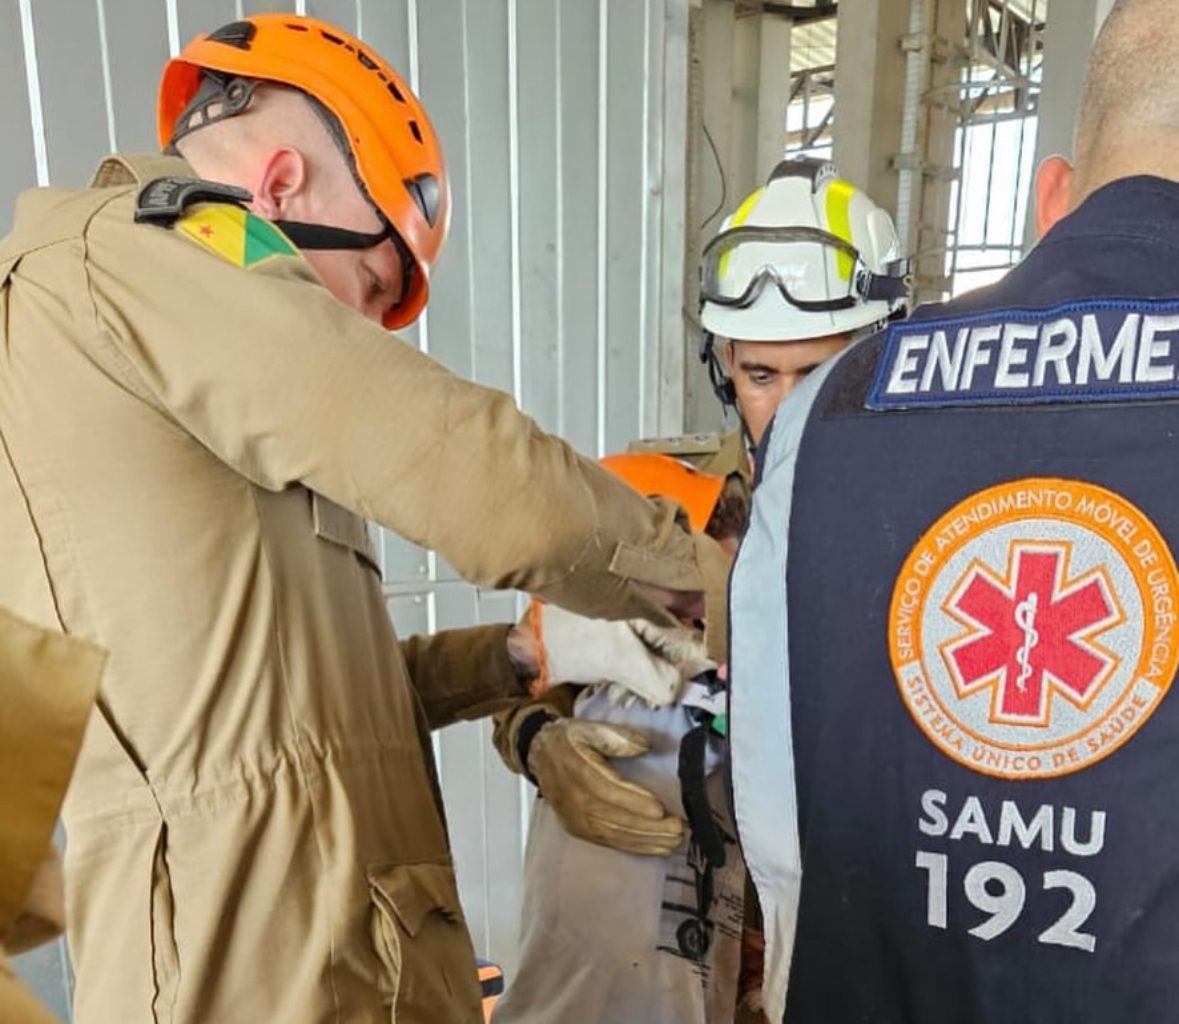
[
  {"xmin": 311, "ymin": 492, "xmax": 382, "ymax": 577},
  {"xmin": 367, "ymin": 861, "xmax": 461, "ymax": 938}
]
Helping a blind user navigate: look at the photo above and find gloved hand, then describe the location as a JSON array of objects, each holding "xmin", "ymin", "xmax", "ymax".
[
  {"xmin": 527, "ymin": 717, "xmax": 685, "ymax": 856},
  {"xmin": 604, "ymin": 620, "xmax": 715, "ymax": 706},
  {"xmin": 531, "ymin": 602, "xmax": 715, "ymax": 708}
]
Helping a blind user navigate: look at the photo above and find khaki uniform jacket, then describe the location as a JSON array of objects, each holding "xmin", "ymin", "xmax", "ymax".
[
  {"xmin": 492, "ymin": 430, "xmax": 751, "ymax": 773},
  {"xmin": 0, "ymin": 607, "xmax": 104, "ymax": 1024},
  {"xmin": 0, "ymin": 153, "xmax": 723, "ymax": 1024},
  {"xmin": 628, "ymin": 428, "xmax": 752, "ymax": 488}
]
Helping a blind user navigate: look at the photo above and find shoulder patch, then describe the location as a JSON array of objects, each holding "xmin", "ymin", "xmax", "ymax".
[
  {"xmin": 174, "ymin": 205, "xmax": 298, "ymax": 269},
  {"xmin": 628, "ymin": 433, "xmax": 722, "ymax": 458},
  {"xmin": 868, "ymin": 299, "xmax": 1179, "ymax": 410},
  {"xmin": 134, "ymin": 176, "xmax": 252, "ymax": 225}
]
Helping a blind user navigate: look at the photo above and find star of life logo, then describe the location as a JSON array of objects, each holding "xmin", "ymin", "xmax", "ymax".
[
  {"xmin": 889, "ymin": 479, "xmax": 1179, "ymax": 779},
  {"xmin": 942, "ymin": 542, "xmax": 1124, "ymax": 727}
]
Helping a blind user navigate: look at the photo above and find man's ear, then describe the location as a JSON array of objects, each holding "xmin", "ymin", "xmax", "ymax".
[
  {"xmin": 251, "ymin": 148, "xmax": 308, "ymax": 220},
  {"xmin": 1034, "ymin": 155, "xmax": 1076, "ymax": 239}
]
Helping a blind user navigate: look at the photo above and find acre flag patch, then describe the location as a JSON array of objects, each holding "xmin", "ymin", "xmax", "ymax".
[{"xmin": 176, "ymin": 204, "xmax": 297, "ymax": 269}]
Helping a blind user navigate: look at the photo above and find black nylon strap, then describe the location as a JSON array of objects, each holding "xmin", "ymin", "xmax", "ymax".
[
  {"xmin": 271, "ymin": 219, "xmax": 394, "ymax": 251},
  {"xmin": 861, "ymin": 265, "xmax": 910, "ymax": 303},
  {"xmin": 678, "ymin": 722, "xmax": 727, "ymax": 869},
  {"xmin": 516, "ymin": 709, "xmax": 558, "ymax": 787},
  {"xmin": 273, "ymin": 217, "xmax": 415, "ymax": 309}
]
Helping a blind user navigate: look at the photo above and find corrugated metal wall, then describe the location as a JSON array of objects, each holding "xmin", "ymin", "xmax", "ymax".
[{"xmin": 4, "ymin": 0, "xmax": 689, "ymax": 1012}]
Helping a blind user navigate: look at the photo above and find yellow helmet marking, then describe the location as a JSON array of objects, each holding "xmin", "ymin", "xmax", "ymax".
[
  {"xmin": 825, "ymin": 178, "xmax": 857, "ymax": 282},
  {"xmin": 718, "ymin": 186, "xmax": 766, "ymax": 282}
]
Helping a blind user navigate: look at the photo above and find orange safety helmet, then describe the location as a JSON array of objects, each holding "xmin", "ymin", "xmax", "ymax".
[
  {"xmin": 600, "ymin": 453, "xmax": 725, "ymax": 534},
  {"xmin": 158, "ymin": 14, "xmax": 449, "ymax": 330}
]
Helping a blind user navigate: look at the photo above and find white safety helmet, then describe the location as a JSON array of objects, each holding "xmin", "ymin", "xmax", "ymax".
[{"xmin": 699, "ymin": 158, "xmax": 907, "ymax": 344}]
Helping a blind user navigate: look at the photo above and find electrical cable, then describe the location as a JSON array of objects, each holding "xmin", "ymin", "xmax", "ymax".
[{"xmin": 700, "ymin": 122, "xmax": 728, "ymax": 230}]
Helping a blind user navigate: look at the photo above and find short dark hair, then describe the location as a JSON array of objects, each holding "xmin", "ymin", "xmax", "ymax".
[{"xmin": 704, "ymin": 476, "xmax": 750, "ymax": 543}]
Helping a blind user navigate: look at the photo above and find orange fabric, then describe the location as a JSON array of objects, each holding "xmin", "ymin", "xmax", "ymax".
[
  {"xmin": 526, "ymin": 599, "xmax": 552, "ymax": 697},
  {"xmin": 158, "ymin": 14, "xmax": 449, "ymax": 329},
  {"xmin": 522, "ymin": 456, "xmax": 723, "ymax": 696},
  {"xmin": 478, "ymin": 961, "xmax": 503, "ymax": 1023},
  {"xmin": 600, "ymin": 453, "xmax": 725, "ymax": 533}
]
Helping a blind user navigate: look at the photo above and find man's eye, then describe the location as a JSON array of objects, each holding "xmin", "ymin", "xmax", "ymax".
[{"xmin": 750, "ymin": 371, "xmax": 775, "ymax": 385}]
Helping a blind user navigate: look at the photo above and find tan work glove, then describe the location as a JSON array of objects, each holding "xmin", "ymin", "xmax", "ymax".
[
  {"xmin": 605, "ymin": 619, "xmax": 715, "ymax": 706},
  {"xmin": 531, "ymin": 602, "xmax": 714, "ymax": 708},
  {"xmin": 527, "ymin": 717, "xmax": 685, "ymax": 856}
]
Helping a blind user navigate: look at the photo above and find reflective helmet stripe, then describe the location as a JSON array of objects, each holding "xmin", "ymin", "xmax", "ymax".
[
  {"xmin": 825, "ymin": 178, "xmax": 857, "ymax": 283},
  {"xmin": 718, "ymin": 186, "xmax": 766, "ymax": 282}
]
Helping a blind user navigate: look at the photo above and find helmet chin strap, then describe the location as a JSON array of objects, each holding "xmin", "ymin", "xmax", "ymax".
[
  {"xmin": 271, "ymin": 219, "xmax": 393, "ymax": 251},
  {"xmin": 272, "ymin": 216, "xmax": 415, "ymax": 305},
  {"xmin": 700, "ymin": 330, "xmax": 760, "ymax": 452},
  {"xmin": 278, "ymin": 90, "xmax": 418, "ymax": 300},
  {"xmin": 700, "ymin": 330, "xmax": 737, "ymax": 409},
  {"xmin": 271, "ymin": 90, "xmax": 417, "ymax": 301}
]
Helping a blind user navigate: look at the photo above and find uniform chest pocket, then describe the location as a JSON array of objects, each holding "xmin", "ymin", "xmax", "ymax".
[
  {"xmin": 310, "ymin": 492, "xmax": 382, "ymax": 578},
  {"xmin": 367, "ymin": 859, "xmax": 482, "ymax": 1024}
]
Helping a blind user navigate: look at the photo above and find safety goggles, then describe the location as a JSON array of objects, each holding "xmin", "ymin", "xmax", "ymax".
[{"xmin": 699, "ymin": 224, "xmax": 908, "ymax": 313}]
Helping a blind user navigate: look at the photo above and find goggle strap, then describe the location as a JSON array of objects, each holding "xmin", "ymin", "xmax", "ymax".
[
  {"xmin": 702, "ymin": 223, "xmax": 860, "ymax": 259},
  {"xmin": 860, "ymin": 270, "xmax": 910, "ymax": 303}
]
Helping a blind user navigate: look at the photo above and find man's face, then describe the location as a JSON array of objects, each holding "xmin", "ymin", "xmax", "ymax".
[
  {"xmin": 293, "ymin": 182, "xmax": 408, "ymax": 324},
  {"xmin": 724, "ymin": 334, "xmax": 853, "ymax": 446}
]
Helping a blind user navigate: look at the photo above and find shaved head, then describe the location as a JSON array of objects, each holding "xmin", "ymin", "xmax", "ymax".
[
  {"xmin": 175, "ymin": 83, "xmax": 351, "ymax": 192},
  {"xmin": 1073, "ymin": 0, "xmax": 1179, "ymax": 197}
]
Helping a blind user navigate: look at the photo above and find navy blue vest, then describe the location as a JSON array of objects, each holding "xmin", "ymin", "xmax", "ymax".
[{"xmin": 733, "ymin": 176, "xmax": 1179, "ymax": 1024}]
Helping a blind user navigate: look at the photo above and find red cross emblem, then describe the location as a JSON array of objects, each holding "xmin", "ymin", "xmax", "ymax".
[
  {"xmin": 199, "ymin": 225, "xmax": 214, "ymax": 238},
  {"xmin": 941, "ymin": 542, "xmax": 1124, "ymax": 726}
]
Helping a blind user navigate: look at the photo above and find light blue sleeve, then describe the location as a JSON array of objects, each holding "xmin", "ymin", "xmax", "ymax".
[{"xmin": 729, "ymin": 347, "xmax": 849, "ymax": 1023}]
